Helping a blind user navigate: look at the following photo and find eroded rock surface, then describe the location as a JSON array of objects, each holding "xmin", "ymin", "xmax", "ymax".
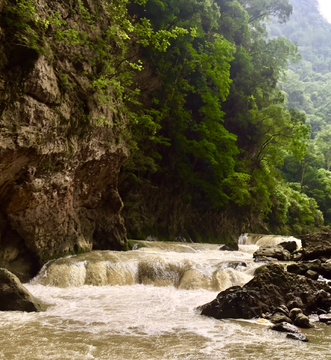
[
  {"xmin": 302, "ymin": 231, "xmax": 331, "ymax": 260},
  {"xmin": 253, "ymin": 245, "xmax": 291, "ymax": 261},
  {"xmin": 0, "ymin": 1, "xmax": 129, "ymax": 281}
]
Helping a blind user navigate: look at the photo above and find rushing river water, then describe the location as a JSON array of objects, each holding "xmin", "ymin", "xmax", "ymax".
[{"xmin": 1, "ymin": 235, "xmax": 331, "ymax": 359}]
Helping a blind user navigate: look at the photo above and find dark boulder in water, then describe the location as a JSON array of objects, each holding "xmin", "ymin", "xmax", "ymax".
[
  {"xmin": 294, "ymin": 313, "xmax": 313, "ymax": 328},
  {"xmin": 219, "ymin": 243, "xmax": 239, "ymax": 251},
  {"xmin": 0, "ymin": 268, "xmax": 44, "ymax": 312},
  {"xmin": 272, "ymin": 322, "xmax": 308, "ymax": 342},
  {"xmin": 199, "ymin": 263, "xmax": 331, "ymax": 320}
]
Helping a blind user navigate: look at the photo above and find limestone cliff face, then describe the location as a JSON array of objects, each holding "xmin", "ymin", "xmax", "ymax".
[{"xmin": 0, "ymin": 0, "xmax": 129, "ymax": 281}]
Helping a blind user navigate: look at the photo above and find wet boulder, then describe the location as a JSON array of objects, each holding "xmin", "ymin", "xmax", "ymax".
[
  {"xmin": 289, "ymin": 308, "xmax": 303, "ymax": 321},
  {"xmin": 219, "ymin": 243, "xmax": 239, "ymax": 251},
  {"xmin": 287, "ymin": 260, "xmax": 322, "ymax": 276},
  {"xmin": 0, "ymin": 268, "xmax": 44, "ymax": 312},
  {"xmin": 287, "ymin": 298, "xmax": 304, "ymax": 310},
  {"xmin": 275, "ymin": 304, "xmax": 290, "ymax": 317},
  {"xmin": 294, "ymin": 313, "xmax": 313, "ymax": 328},
  {"xmin": 319, "ymin": 313, "xmax": 331, "ymax": 323},
  {"xmin": 270, "ymin": 312, "xmax": 292, "ymax": 324},
  {"xmin": 253, "ymin": 256, "xmax": 277, "ymax": 264},
  {"xmin": 302, "ymin": 230, "xmax": 331, "ymax": 260},
  {"xmin": 200, "ymin": 263, "xmax": 331, "ymax": 320},
  {"xmin": 305, "ymin": 270, "xmax": 319, "ymax": 281},
  {"xmin": 320, "ymin": 262, "xmax": 331, "ymax": 279},
  {"xmin": 279, "ymin": 241, "xmax": 298, "ymax": 252},
  {"xmin": 253, "ymin": 245, "xmax": 291, "ymax": 261},
  {"xmin": 286, "ymin": 332, "xmax": 308, "ymax": 342},
  {"xmin": 272, "ymin": 322, "xmax": 308, "ymax": 342}
]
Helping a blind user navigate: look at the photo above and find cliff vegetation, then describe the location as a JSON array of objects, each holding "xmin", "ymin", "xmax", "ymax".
[{"xmin": 0, "ymin": 0, "xmax": 328, "ymax": 281}]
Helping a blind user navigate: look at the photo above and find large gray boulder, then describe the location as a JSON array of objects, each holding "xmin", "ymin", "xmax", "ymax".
[{"xmin": 0, "ymin": 268, "xmax": 44, "ymax": 312}]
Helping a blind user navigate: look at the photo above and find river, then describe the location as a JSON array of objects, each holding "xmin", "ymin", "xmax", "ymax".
[{"xmin": 1, "ymin": 235, "xmax": 331, "ymax": 359}]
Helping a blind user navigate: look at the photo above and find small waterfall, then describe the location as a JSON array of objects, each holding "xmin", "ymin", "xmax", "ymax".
[
  {"xmin": 238, "ymin": 233, "xmax": 301, "ymax": 248},
  {"xmin": 31, "ymin": 243, "xmax": 258, "ymax": 291}
]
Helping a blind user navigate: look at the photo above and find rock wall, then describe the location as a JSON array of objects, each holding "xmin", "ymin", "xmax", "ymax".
[{"xmin": 0, "ymin": 0, "xmax": 129, "ymax": 281}]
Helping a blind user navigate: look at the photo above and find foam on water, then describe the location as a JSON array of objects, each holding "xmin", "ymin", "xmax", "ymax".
[
  {"xmin": 1, "ymin": 239, "xmax": 328, "ymax": 360},
  {"xmin": 0, "ymin": 282, "xmax": 330, "ymax": 360},
  {"xmin": 238, "ymin": 233, "xmax": 302, "ymax": 248},
  {"xmin": 32, "ymin": 244, "xmax": 259, "ymax": 290}
]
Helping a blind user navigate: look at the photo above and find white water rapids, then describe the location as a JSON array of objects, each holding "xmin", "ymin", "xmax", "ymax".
[{"xmin": 1, "ymin": 235, "xmax": 331, "ymax": 359}]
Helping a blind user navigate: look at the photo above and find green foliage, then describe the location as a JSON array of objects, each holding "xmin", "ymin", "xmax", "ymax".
[
  {"xmin": 268, "ymin": 0, "xmax": 331, "ymax": 227},
  {"xmin": 2, "ymin": 0, "xmax": 189, "ymax": 129},
  {"xmin": 3, "ymin": 0, "xmax": 321, "ymax": 239},
  {"xmin": 120, "ymin": 0, "xmax": 314, "ymax": 239},
  {"xmin": 3, "ymin": 0, "xmax": 53, "ymax": 52},
  {"xmin": 269, "ymin": 181, "xmax": 323, "ymax": 235}
]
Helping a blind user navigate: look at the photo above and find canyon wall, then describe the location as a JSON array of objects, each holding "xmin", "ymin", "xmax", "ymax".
[{"xmin": 0, "ymin": 0, "xmax": 129, "ymax": 281}]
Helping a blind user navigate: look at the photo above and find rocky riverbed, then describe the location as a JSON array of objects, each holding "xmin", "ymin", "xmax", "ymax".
[{"xmin": 200, "ymin": 230, "xmax": 331, "ymax": 341}]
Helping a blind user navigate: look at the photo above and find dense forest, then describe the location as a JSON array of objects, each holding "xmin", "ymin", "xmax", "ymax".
[
  {"xmin": 120, "ymin": 0, "xmax": 326, "ymax": 241},
  {"xmin": 269, "ymin": 0, "xmax": 331, "ymax": 227},
  {"xmin": 2, "ymin": 0, "xmax": 330, "ymax": 243}
]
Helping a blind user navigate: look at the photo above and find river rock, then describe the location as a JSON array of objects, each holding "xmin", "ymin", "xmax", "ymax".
[
  {"xmin": 302, "ymin": 230, "xmax": 331, "ymax": 260},
  {"xmin": 287, "ymin": 298, "xmax": 304, "ymax": 310},
  {"xmin": 317, "ymin": 308, "xmax": 328, "ymax": 315},
  {"xmin": 219, "ymin": 243, "xmax": 239, "ymax": 251},
  {"xmin": 275, "ymin": 304, "xmax": 290, "ymax": 317},
  {"xmin": 292, "ymin": 251, "xmax": 304, "ymax": 261},
  {"xmin": 270, "ymin": 312, "xmax": 292, "ymax": 324},
  {"xmin": 318, "ymin": 313, "xmax": 331, "ymax": 323},
  {"xmin": 200, "ymin": 263, "xmax": 331, "ymax": 320},
  {"xmin": 287, "ymin": 260, "xmax": 322, "ymax": 276},
  {"xmin": 0, "ymin": 268, "xmax": 43, "ymax": 312},
  {"xmin": 320, "ymin": 263, "xmax": 331, "ymax": 279},
  {"xmin": 272, "ymin": 322, "xmax": 308, "ymax": 342},
  {"xmin": 305, "ymin": 270, "xmax": 319, "ymax": 280},
  {"xmin": 253, "ymin": 245, "xmax": 291, "ymax": 261},
  {"xmin": 294, "ymin": 313, "xmax": 313, "ymax": 328},
  {"xmin": 253, "ymin": 256, "xmax": 277, "ymax": 263},
  {"xmin": 279, "ymin": 241, "xmax": 297, "ymax": 252},
  {"xmin": 286, "ymin": 332, "xmax": 309, "ymax": 342},
  {"xmin": 289, "ymin": 308, "xmax": 303, "ymax": 321}
]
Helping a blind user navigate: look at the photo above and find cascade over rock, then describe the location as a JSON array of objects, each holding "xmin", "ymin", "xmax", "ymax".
[
  {"xmin": 199, "ymin": 263, "xmax": 331, "ymax": 320},
  {"xmin": 0, "ymin": 0, "xmax": 128, "ymax": 281}
]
